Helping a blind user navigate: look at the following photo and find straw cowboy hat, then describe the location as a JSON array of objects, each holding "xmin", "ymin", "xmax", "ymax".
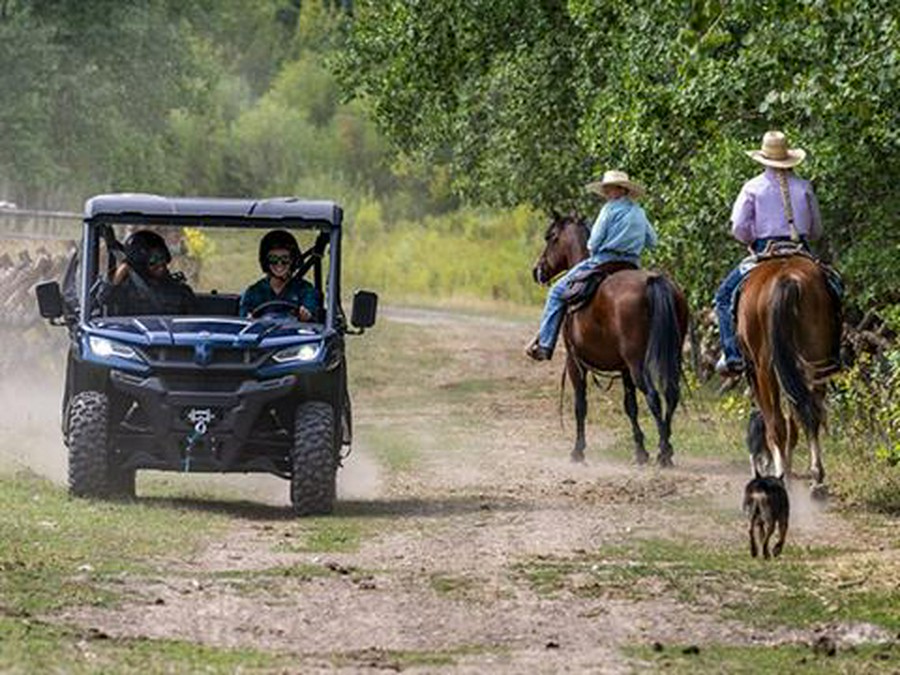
[
  {"xmin": 747, "ymin": 130, "xmax": 806, "ymax": 168},
  {"xmin": 585, "ymin": 170, "xmax": 645, "ymax": 198}
]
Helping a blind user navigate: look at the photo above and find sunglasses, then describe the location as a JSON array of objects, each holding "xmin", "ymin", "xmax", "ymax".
[
  {"xmin": 147, "ymin": 251, "xmax": 167, "ymax": 266},
  {"xmin": 267, "ymin": 254, "xmax": 292, "ymax": 266}
]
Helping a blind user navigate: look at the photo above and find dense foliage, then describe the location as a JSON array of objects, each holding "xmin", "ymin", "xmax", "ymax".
[
  {"xmin": 337, "ymin": 0, "xmax": 900, "ymax": 313},
  {"xmin": 0, "ymin": 1, "xmax": 437, "ymax": 218}
]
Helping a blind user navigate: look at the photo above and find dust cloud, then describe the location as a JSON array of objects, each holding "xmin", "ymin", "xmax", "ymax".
[
  {"xmin": 141, "ymin": 446, "xmax": 384, "ymax": 507},
  {"xmin": 0, "ymin": 369, "xmax": 67, "ymax": 483},
  {"xmin": 786, "ymin": 480, "xmax": 829, "ymax": 535},
  {"xmin": 0, "ymin": 353, "xmax": 384, "ymax": 506},
  {"xmin": 337, "ymin": 443, "xmax": 384, "ymax": 500}
]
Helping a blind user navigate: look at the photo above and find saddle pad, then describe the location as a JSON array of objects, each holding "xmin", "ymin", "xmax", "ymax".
[{"xmin": 562, "ymin": 260, "xmax": 638, "ymax": 314}]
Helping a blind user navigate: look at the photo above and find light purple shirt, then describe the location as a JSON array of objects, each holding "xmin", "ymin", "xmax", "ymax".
[{"xmin": 730, "ymin": 168, "xmax": 823, "ymax": 244}]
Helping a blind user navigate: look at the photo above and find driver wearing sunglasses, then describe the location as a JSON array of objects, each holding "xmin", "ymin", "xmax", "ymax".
[{"xmin": 239, "ymin": 229, "xmax": 319, "ymax": 320}]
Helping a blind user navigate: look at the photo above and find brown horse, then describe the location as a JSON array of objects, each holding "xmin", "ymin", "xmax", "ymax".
[
  {"xmin": 532, "ymin": 212, "xmax": 689, "ymax": 465},
  {"xmin": 737, "ymin": 254, "xmax": 841, "ymax": 493}
]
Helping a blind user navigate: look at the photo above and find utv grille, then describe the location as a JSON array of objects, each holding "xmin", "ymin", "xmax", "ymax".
[{"xmin": 142, "ymin": 346, "xmax": 264, "ymax": 366}]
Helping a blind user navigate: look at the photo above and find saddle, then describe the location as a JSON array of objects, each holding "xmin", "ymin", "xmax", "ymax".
[
  {"xmin": 756, "ymin": 240, "xmax": 816, "ymax": 262},
  {"xmin": 561, "ymin": 260, "xmax": 638, "ymax": 313}
]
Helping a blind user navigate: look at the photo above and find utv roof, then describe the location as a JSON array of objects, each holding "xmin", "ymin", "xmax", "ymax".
[{"xmin": 84, "ymin": 194, "xmax": 342, "ymax": 229}]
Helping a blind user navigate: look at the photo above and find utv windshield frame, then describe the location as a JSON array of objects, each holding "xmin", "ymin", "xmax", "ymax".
[{"xmin": 78, "ymin": 194, "xmax": 343, "ymax": 331}]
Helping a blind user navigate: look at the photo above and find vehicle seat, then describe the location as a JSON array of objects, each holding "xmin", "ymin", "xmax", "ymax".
[{"xmin": 194, "ymin": 291, "xmax": 240, "ymax": 316}]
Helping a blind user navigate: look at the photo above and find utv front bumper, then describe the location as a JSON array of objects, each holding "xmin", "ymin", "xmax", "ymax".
[{"xmin": 108, "ymin": 370, "xmax": 298, "ymax": 475}]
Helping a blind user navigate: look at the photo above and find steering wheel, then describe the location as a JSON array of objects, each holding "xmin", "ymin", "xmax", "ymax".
[{"xmin": 249, "ymin": 299, "xmax": 305, "ymax": 319}]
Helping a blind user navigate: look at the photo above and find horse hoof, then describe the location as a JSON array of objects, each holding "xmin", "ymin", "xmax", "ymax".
[
  {"xmin": 570, "ymin": 452, "xmax": 585, "ymax": 464},
  {"xmin": 634, "ymin": 452, "xmax": 650, "ymax": 466},
  {"xmin": 810, "ymin": 483, "xmax": 829, "ymax": 502},
  {"xmin": 657, "ymin": 455, "xmax": 674, "ymax": 468}
]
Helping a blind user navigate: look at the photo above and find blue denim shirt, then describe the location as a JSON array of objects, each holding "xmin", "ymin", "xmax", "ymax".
[
  {"xmin": 239, "ymin": 276, "xmax": 319, "ymax": 318},
  {"xmin": 587, "ymin": 198, "xmax": 657, "ymax": 264}
]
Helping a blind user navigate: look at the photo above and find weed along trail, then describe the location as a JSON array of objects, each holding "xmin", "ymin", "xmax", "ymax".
[{"xmin": 2, "ymin": 305, "xmax": 900, "ymax": 672}]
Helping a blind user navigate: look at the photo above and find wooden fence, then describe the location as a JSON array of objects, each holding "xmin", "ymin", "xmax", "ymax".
[{"xmin": 0, "ymin": 209, "xmax": 79, "ymax": 374}]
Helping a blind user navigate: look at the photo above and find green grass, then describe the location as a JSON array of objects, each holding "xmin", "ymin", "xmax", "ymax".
[
  {"xmin": 0, "ymin": 616, "xmax": 294, "ymax": 674},
  {"xmin": 514, "ymin": 537, "xmax": 900, "ymax": 632},
  {"xmin": 625, "ymin": 642, "xmax": 900, "ymax": 674},
  {"xmin": 363, "ymin": 427, "xmax": 420, "ymax": 473},
  {"xmin": 0, "ymin": 472, "xmax": 262, "ymax": 672},
  {"xmin": 0, "ymin": 472, "xmax": 228, "ymax": 616},
  {"xmin": 275, "ymin": 517, "xmax": 366, "ymax": 553},
  {"xmin": 429, "ymin": 572, "xmax": 482, "ymax": 600}
]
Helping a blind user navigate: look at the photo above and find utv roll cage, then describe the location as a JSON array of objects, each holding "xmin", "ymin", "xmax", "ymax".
[{"xmin": 35, "ymin": 193, "xmax": 378, "ymax": 516}]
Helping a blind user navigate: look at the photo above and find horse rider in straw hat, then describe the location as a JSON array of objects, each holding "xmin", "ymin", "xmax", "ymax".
[
  {"xmin": 714, "ymin": 130, "xmax": 823, "ymax": 376},
  {"xmin": 526, "ymin": 170, "xmax": 658, "ymax": 361}
]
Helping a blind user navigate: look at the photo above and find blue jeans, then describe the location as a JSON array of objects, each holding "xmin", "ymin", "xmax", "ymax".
[
  {"xmin": 715, "ymin": 266, "xmax": 745, "ymax": 364},
  {"xmin": 715, "ymin": 237, "xmax": 809, "ymax": 364},
  {"xmin": 538, "ymin": 255, "xmax": 637, "ymax": 351}
]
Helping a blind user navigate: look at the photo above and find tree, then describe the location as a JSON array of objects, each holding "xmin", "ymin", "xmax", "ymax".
[
  {"xmin": 336, "ymin": 0, "xmax": 900, "ymax": 309},
  {"xmin": 335, "ymin": 1, "xmax": 586, "ymax": 209}
]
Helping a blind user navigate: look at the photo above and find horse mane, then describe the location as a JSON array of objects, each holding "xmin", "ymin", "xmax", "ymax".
[{"xmin": 544, "ymin": 209, "xmax": 590, "ymax": 241}]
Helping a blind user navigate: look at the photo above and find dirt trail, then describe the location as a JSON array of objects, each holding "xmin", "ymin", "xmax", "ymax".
[{"xmin": 14, "ymin": 306, "xmax": 897, "ymax": 672}]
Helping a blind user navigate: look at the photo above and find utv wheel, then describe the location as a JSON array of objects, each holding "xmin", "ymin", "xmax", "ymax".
[
  {"xmin": 290, "ymin": 401, "xmax": 337, "ymax": 516},
  {"xmin": 67, "ymin": 391, "xmax": 111, "ymax": 498}
]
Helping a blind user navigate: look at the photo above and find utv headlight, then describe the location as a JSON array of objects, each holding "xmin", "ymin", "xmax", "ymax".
[
  {"xmin": 272, "ymin": 343, "xmax": 320, "ymax": 363},
  {"xmin": 88, "ymin": 336, "xmax": 140, "ymax": 360}
]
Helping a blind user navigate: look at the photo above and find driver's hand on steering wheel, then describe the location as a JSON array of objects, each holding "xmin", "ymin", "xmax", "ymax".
[{"xmin": 297, "ymin": 305, "xmax": 312, "ymax": 321}]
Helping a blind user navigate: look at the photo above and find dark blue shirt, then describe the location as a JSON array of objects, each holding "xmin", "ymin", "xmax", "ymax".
[{"xmin": 239, "ymin": 276, "xmax": 319, "ymax": 318}]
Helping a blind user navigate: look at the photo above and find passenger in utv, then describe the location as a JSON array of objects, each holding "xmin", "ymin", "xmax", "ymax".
[
  {"xmin": 240, "ymin": 229, "xmax": 319, "ymax": 320},
  {"xmin": 108, "ymin": 230, "xmax": 196, "ymax": 315}
]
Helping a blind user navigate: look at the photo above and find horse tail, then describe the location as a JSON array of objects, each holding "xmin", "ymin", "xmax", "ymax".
[
  {"xmin": 770, "ymin": 277, "xmax": 820, "ymax": 432},
  {"xmin": 644, "ymin": 275, "xmax": 683, "ymax": 415}
]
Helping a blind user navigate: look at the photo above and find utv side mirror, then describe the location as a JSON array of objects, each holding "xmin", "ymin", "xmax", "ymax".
[
  {"xmin": 350, "ymin": 290, "xmax": 378, "ymax": 330},
  {"xmin": 36, "ymin": 281, "xmax": 65, "ymax": 320}
]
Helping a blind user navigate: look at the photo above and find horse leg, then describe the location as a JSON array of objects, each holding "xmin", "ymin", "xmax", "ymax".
[
  {"xmin": 662, "ymin": 382, "xmax": 678, "ymax": 466},
  {"xmin": 784, "ymin": 416, "xmax": 799, "ymax": 482},
  {"xmin": 758, "ymin": 369, "xmax": 789, "ymax": 480},
  {"xmin": 808, "ymin": 434, "xmax": 828, "ymax": 500},
  {"xmin": 640, "ymin": 372, "xmax": 672, "ymax": 467},
  {"xmin": 767, "ymin": 425, "xmax": 788, "ymax": 482},
  {"xmin": 808, "ymin": 387, "xmax": 827, "ymax": 497},
  {"xmin": 622, "ymin": 370, "xmax": 648, "ymax": 465},
  {"xmin": 567, "ymin": 354, "xmax": 587, "ymax": 463}
]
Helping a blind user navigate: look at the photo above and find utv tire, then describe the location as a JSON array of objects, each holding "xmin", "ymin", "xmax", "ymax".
[
  {"xmin": 67, "ymin": 391, "xmax": 111, "ymax": 498},
  {"xmin": 290, "ymin": 401, "xmax": 337, "ymax": 516}
]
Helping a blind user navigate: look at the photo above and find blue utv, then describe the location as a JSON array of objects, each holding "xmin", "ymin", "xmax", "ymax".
[{"xmin": 36, "ymin": 194, "xmax": 378, "ymax": 516}]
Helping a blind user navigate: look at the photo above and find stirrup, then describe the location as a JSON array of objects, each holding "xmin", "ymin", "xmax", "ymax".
[
  {"xmin": 715, "ymin": 354, "xmax": 744, "ymax": 376},
  {"xmin": 525, "ymin": 339, "xmax": 553, "ymax": 362}
]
